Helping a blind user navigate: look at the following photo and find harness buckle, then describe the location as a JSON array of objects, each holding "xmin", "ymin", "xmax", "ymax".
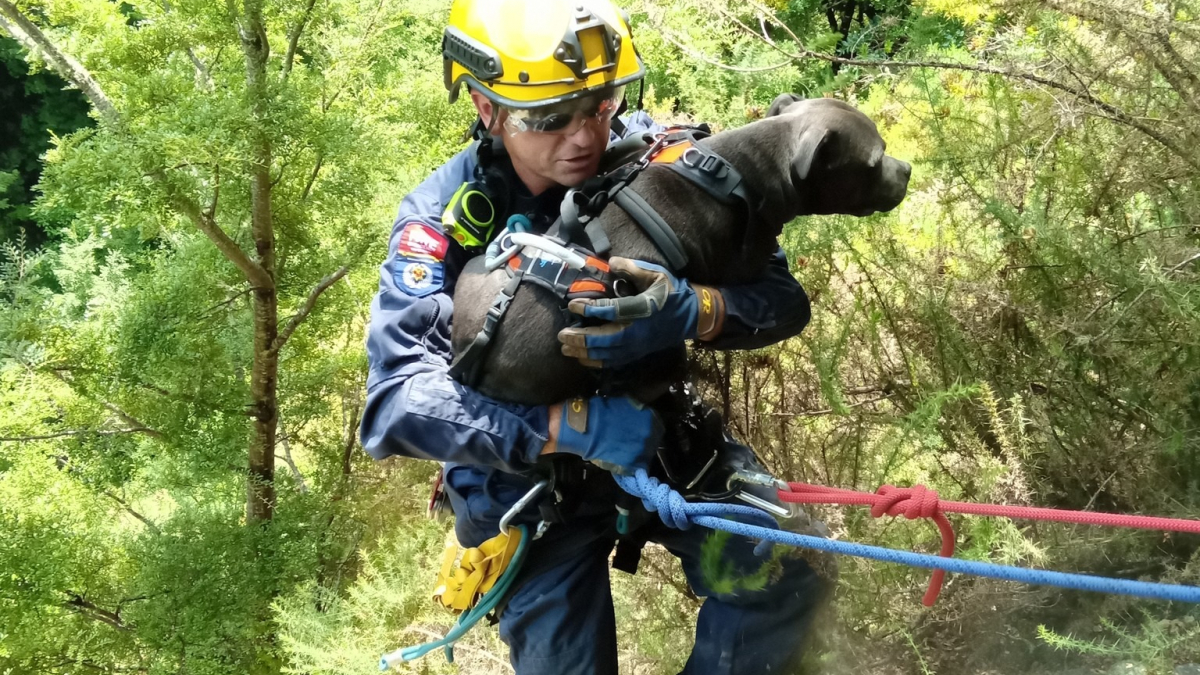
[{"xmin": 681, "ymin": 146, "xmax": 727, "ymax": 176}]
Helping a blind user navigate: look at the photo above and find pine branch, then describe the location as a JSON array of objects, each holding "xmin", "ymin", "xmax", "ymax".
[
  {"xmin": 273, "ymin": 266, "xmax": 348, "ymax": 351},
  {"xmin": 0, "ymin": 1, "xmax": 120, "ymax": 126}
]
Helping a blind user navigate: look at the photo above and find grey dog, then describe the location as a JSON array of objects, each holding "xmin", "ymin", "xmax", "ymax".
[{"xmin": 451, "ymin": 96, "xmax": 912, "ymax": 405}]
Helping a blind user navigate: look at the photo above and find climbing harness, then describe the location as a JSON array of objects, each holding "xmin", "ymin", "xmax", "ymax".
[
  {"xmin": 614, "ymin": 469, "xmax": 1200, "ymax": 605},
  {"xmin": 556, "ymin": 125, "xmax": 764, "ymax": 273}
]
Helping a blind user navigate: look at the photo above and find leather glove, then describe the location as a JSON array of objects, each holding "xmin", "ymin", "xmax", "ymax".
[
  {"xmin": 551, "ymin": 396, "xmax": 664, "ymax": 475},
  {"xmin": 558, "ymin": 257, "xmax": 725, "ymax": 369}
]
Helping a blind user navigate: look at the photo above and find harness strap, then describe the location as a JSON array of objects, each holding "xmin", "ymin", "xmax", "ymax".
[
  {"xmin": 584, "ymin": 221, "xmax": 611, "ymax": 257},
  {"xmin": 613, "ymin": 187, "xmax": 690, "ymax": 271},
  {"xmin": 662, "ymin": 146, "xmax": 759, "ymax": 208},
  {"xmin": 449, "ymin": 272, "xmax": 522, "ymax": 385}
]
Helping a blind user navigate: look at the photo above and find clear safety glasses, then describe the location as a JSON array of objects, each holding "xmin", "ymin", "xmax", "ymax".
[{"xmin": 501, "ymin": 86, "xmax": 625, "ymax": 136}]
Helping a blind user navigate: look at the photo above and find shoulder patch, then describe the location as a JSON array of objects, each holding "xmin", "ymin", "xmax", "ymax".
[
  {"xmin": 394, "ymin": 256, "xmax": 445, "ymax": 297},
  {"xmin": 398, "ymin": 222, "xmax": 449, "ymax": 261}
]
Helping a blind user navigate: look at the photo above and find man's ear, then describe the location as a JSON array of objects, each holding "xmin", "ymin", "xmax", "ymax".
[
  {"xmin": 767, "ymin": 93, "xmax": 804, "ymax": 118},
  {"xmin": 469, "ymin": 89, "xmax": 497, "ymax": 129},
  {"xmin": 791, "ymin": 127, "xmax": 832, "ymax": 183}
]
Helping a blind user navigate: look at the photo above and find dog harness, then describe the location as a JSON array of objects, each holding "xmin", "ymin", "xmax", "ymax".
[
  {"xmin": 449, "ymin": 126, "xmax": 764, "ymax": 389},
  {"xmin": 448, "ymin": 228, "xmax": 622, "ymax": 387},
  {"xmin": 558, "ymin": 126, "xmax": 767, "ymax": 270}
]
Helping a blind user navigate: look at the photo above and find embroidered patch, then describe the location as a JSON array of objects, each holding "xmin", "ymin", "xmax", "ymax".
[
  {"xmin": 398, "ymin": 222, "xmax": 449, "ymax": 262},
  {"xmin": 394, "ymin": 256, "xmax": 445, "ymax": 297}
]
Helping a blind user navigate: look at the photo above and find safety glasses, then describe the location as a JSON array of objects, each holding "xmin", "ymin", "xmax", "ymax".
[{"xmin": 501, "ymin": 86, "xmax": 625, "ymax": 136}]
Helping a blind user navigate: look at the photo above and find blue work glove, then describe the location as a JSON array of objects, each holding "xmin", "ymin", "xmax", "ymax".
[
  {"xmin": 552, "ymin": 396, "xmax": 664, "ymax": 475},
  {"xmin": 557, "ymin": 257, "xmax": 726, "ymax": 369}
]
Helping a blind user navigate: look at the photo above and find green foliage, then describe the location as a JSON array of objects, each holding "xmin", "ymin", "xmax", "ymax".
[
  {"xmin": 1038, "ymin": 612, "xmax": 1200, "ymax": 674},
  {"xmin": 0, "ymin": 36, "xmax": 92, "ymax": 247},
  {"xmin": 698, "ymin": 529, "xmax": 784, "ymax": 594},
  {"xmin": 3, "ymin": 0, "xmax": 1200, "ymax": 673}
]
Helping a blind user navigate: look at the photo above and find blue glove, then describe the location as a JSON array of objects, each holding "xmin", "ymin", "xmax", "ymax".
[
  {"xmin": 553, "ymin": 396, "xmax": 663, "ymax": 475},
  {"xmin": 557, "ymin": 257, "xmax": 726, "ymax": 368}
]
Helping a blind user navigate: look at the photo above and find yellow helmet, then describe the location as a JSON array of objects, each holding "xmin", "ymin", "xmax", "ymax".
[{"xmin": 443, "ymin": 0, "xmax": 645, "ymax": 110}]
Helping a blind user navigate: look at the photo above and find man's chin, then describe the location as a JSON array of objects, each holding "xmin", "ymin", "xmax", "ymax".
[{"xmin": 555, "ymin": 163, "xmax": 600, "ymax": 187}]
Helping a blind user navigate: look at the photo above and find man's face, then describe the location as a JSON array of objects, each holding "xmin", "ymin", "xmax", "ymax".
[{"xmin": 470, "ymin": 89, "xmax": 618, "ymax": 195}]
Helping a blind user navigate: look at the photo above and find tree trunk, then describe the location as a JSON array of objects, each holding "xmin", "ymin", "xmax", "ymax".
[
  {"xmin": 0, "ymin": 0, "xmax": 119, "ymax": 126},
  {"xmin": 237, "ymin": 0, "xmax": 278, "ymax": 524}
]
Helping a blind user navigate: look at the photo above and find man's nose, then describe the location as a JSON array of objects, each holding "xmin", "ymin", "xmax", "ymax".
[{"xmin": 564, "ymin": 115, "xmax": 608, "ymax": 144}]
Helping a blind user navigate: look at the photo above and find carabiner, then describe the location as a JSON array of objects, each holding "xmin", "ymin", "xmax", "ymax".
[{"xmin": 498, "ymin": 479, "xmax": 551, "ymax": 535}]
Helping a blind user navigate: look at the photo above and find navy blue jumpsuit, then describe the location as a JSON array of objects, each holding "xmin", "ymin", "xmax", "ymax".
[{"xmin": 361, "ymin": 112, "xmax": 827, "ymax": 675}]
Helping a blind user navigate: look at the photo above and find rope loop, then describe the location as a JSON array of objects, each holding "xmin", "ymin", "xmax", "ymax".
[
  {"xmin": 615, "ymin": 471, "xmax": 779, "ymax": 531},
  {"xmin": 629, "ymin": 470, "xmax": 692, "ymax": 530}
]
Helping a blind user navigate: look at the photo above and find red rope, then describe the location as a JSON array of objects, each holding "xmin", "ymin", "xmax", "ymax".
[{"xmin": 778, "ymin": 482, "xmax": 1200, "ymax": 606}]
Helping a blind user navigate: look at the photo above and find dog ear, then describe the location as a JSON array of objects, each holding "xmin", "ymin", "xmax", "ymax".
[
  {"xmin": 868, "ymin": 144, "xmax": 885, "ymax": 168},
  {"xmin": 767, "ymin": 93, "xmax": 804, "ymax": 118},
  {"xmin": 791, "ymin": 127, "xmax": 832, "ymax": 182}
]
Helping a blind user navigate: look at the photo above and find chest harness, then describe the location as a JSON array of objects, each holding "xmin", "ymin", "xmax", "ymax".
[{"xmin": 449, "ymin": 126, "xmax": 765, "ymax": 388}]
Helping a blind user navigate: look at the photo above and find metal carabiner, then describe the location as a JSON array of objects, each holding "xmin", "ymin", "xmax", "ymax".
[
  {"xmin": 498, "ymin": 479, "xmax": 551, "ymax": 536},
  {"xmin": 728, "ymin": 469, "xmax": 793, "ymax": 519}
]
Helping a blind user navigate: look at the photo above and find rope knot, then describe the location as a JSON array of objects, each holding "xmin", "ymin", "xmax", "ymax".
[{"xmin": 873, "ymin": 484, "xmax": 941, "ymax": 520}]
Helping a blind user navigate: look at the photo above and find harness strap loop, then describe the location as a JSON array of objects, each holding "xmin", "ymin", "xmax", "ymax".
[{"xmin": 585, "ymin": 221, "xmax": 611, "ymax": 257}]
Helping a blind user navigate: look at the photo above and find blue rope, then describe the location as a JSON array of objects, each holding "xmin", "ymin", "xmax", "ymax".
[
  {"xmin": 616, "ymin": 470, "xmax": 779, "ymax": 530},
  {"xmin": 380, "ymin": 524, "xmax": 531, "ymax": 670},
  {"xmin": 615, "ymin": 470, "xmax": 1200, "ymax": 604}
]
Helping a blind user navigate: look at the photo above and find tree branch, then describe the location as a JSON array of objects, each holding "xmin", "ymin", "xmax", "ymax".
[
  {"xmin": 205, "ymin": 164, "xmax": 220, "ymax": 220},
  {"xmin": 707, "ymin": 2, "xmax": 1200, "ymax": 170},
  {"xmin": 768, "ymin": 394, "xmax": 895, "ymax": 417},
  {"xmin": 102, "ymin": 491, "xmax": 162, "ymax": 534},
  {"xmin": 0, "ymin": 1, "xmax": 120, "ymax": 126},
  {"xmin": 658, "ymin": 28, "xmax": 793, "ymax": 73},
  {"xmin": 186, "ymin": 48, "xmax": 213, "ymax": 89},
  {"xmin": 273, "ymin": 266, "xmax": 348, "ymax": 351},
  {"xmin": 275, "ymin": 421, "xmax": 309, "ymax": 493},
  {"xmin": 100, "ymin": 402, "xmax": 166, "ymax": 441},
  {"xmin": 300, "ymin": 154, "xmax": 323, "ymax": 201},
  {"xmin": 62, "ymin": 593, "xmax": 133, "ymax": 632},
  {"xmin": 283, "ymin": 0, "xmax": 318, "ymax": 80},
  {"xmin": 40, "ymin": 368, "xmax": 168, "ymax": 441},
  {"xmin": 1, "ymin": 428, "xmax": 158, "ymax": 442},
  {"xmin": 157, "ymin": 172, "xmax": 274, "ymax": 289}
]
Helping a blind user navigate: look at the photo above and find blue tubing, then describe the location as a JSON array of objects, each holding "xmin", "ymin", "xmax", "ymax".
[{"xmin": 615, "ymin": 471, "xmax": 1200, "ymax": 604}]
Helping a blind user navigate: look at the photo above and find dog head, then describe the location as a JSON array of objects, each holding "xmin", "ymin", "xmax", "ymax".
[{"xmin": 764, "ymin": 93, "xmax": 911, "ymax": 218}]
